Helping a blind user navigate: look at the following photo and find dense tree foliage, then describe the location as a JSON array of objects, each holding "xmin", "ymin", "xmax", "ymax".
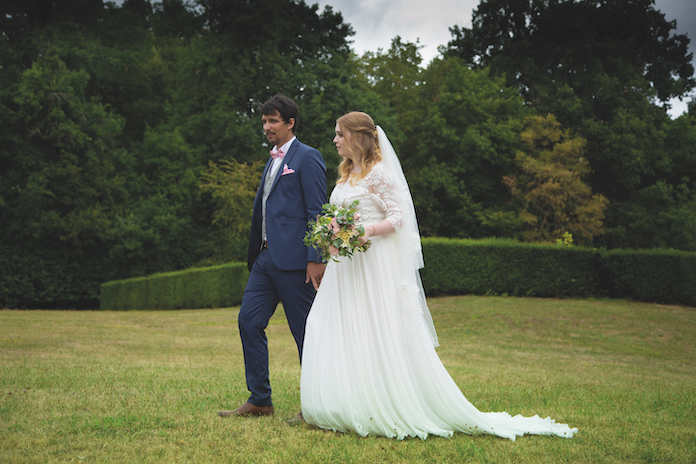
[
  {"xmin": 1, "ymin": 0, "xmax": 694, "ymax": 307},
  {"xmin": 199, "ymin": 159, "xmax": 263, "ymax": 264},
  {"xmin": 0, "ymin": 0, "xmax": 374, "ymax": 307},
  {"xmin": 503, "ymin": 115, "xmax": 608, "ymax": 244},
  {"xmin": 405, "ymin": 58, "xmax": 529, "ymax": 238},
  {"xmin": 446, "ymin": 0, "xmax": 696, "ymax": 250}
]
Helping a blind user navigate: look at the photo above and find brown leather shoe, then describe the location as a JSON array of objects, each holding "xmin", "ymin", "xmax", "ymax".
[
  {"xmin": 285, "ymin": 411, "xmax": 304, "ymax": 425},
  {"xmin": 218, "ymin": 402, "xmax": 274, "ymax": 417}
]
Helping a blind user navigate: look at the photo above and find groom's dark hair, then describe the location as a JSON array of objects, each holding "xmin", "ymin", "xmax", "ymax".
[{"xmin": 261, "ymin": 94, "xmax": 299, "ymax": 133}]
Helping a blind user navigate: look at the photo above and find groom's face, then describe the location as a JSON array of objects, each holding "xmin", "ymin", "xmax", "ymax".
[{"xmin": 262, "ymin": 111, "xmax": 295, "ymax": 149}]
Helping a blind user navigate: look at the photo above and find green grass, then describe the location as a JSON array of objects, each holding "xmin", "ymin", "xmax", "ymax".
[{"xmin": 1, "ymin": 296, "xmax": 695, "ymax": 463}]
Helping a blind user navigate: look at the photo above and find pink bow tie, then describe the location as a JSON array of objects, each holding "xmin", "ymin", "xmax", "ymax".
[{"xmin": 270, "ymin": 148, "xmax": 285, "ymax": 160}]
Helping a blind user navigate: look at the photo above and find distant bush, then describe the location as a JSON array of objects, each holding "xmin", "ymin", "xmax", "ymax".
[{"xmin": 100, "ymin": 262, "xmax": 248, "ymax": 310}]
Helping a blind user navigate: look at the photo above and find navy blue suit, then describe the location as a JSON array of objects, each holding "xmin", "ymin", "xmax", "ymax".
[{"xmin": 239, "ymin": 138, "xmax": 326, "ymax": 407}]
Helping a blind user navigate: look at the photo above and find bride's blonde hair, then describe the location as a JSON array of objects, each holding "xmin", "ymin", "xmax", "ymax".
[{"xmin": 336, "ymin": 112, "xmax": 382, "ymax": 184}]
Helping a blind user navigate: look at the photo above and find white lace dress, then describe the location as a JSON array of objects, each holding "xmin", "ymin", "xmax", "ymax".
[{"xmin": 300, "ymin": 162, "xmax": 577, "ymax": 441}]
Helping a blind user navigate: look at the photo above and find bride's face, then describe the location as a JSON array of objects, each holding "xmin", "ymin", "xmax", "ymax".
[{"xmin": 333, "ymin": 122, "xmax": 353, "ymax": 160}]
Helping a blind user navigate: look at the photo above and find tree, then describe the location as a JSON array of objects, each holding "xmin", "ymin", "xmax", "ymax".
[
  {"xmin": 502, "ymin": 115, "xmax": 608, "ymax": 244},
  {"xmin": 447, "ymin": 0, "xmax": 693, "ymax": 193},
  {"xmin": 105, "ymin": 127, "xmax": 211, "ymax": 278},
  {"xmin": 199, "ymin": 159, "xmax": 263, "ymax": 263},
  {"xmin": 358, "ymin": 37, "xmax": 424, "ymax": 121},
  {"xmin": 448, "ymin": 0, "xmax": 694, "ymax": 112},
  {"xmin": 0, "ymin": 0, "xmax": 367, "ymax": 307},
  {"xmin": 0, "ymin": 55, "xmax": 127, "ymax": 307},
  {"xmin": 446, "ymin": 0, "xmax": 696, "ymax": 250},
  {"xmin": 403, "ymin": 57, "xmax": 529, "ymax": 238},
  {"xmin": 601, "ymin": 113, "xmax": 696, "ymax": 250}
]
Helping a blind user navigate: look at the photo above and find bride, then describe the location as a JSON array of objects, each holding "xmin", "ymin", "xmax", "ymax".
[{"xmin": 300, "ymin": 111, "xmax": 577, "ymax": 441}]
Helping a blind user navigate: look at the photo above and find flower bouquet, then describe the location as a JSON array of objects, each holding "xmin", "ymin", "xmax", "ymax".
[{"xmin": 304, "ymin": 200, "xmax": 370, "ymax": 262}]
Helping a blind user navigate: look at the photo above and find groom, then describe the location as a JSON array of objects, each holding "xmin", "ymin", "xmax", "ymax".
[{"xmin": 218, "ymin": 94, "xmax": 327, "ymax": 419}]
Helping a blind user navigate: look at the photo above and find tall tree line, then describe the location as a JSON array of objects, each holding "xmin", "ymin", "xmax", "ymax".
[
  {"xmin": 1, "ymin": 0, "xmax": 694, "ymax": 308},
  {"xmin": 446, "ymin": 0, "xmax": 696, "ymax": 249}
]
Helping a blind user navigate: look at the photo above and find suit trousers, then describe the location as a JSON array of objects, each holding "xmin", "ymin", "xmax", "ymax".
[{"xmin": 238, "ymin": 248, "xmax": 316, "ymax": 407}]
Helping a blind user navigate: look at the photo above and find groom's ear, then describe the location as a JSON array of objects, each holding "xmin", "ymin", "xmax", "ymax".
[{"xmin": 288, "ymin": 117, "xmax": 296, "ymax": 132}]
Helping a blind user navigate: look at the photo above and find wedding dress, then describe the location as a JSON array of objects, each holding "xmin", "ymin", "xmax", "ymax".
[{"xmin": 300, "ymin": 130, "xmax": 577, "ymax": 441}]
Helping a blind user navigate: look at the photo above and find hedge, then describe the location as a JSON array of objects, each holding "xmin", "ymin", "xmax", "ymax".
[
  {"xmin": 99, "ymin": 262, "xmax": 248, "ymax": 310},
  {"xmin": 420, "ymin": 238, "xmax": 602, "ymax": 298},
  {"xmin": 601, "ymin": 248, "xmax": 696, "ymax": 306},
  {"xmin": 99, "ymin": 239, "xmax": 696, "ymax": 310},
  {"xmin": 420, "ymin": 238, "xmax": 696, "ymax": 307}
]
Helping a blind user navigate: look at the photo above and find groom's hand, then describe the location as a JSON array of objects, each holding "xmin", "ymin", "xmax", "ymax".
[{"xmin": 306, "ymin": 261, "xmax": 326, "ymax": 291}]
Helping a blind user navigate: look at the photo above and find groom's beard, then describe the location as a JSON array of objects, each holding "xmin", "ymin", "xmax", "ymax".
[{"xmin": 266, "ymin": 131, "xmax": 281, "ymax": 147}]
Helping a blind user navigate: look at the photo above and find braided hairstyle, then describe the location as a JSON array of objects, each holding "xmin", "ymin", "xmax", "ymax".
[{"xmin": 336, "ymin": 112, "xmax": 382, "ymax": 184}]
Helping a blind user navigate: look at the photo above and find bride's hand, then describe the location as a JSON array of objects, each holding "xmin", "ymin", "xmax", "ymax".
[{"xmin": 358, "ymin": 225, "xmax": 373, "ymax": 246}]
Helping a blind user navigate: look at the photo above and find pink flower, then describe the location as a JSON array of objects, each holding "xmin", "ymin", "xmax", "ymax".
[
  {"xmin": 354, "ymin": 213, "xmax": 361, "ymax": 221},
  {"xmin": 330, "ymin": 217, "xmax": 340, "ymax": 234},
  {"xmin": 328, "ymin": 245, "xmax": 339, "ymax": 256}
]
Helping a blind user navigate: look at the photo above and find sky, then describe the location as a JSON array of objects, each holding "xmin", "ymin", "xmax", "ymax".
[{"xmin": 312, "ymin": 0, "xmax": 696, "ymax": 118}]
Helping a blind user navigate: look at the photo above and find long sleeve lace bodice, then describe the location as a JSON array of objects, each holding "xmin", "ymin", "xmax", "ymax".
[{"xmin": 330, "ymin": 162, "xmax": 403, "ymax": 231}]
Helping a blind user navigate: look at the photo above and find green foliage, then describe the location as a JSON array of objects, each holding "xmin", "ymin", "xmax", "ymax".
[
  {"xmin": 0, "ymin": 52, "xmax": 127, "ymax": 307},
  {"xmin": 163, "ymin": 0, "xmax": 356, "ymax": 162},
  {"xmin": 97, "ymin": 238, "xmax": 696, "ymax": 310},
  {"xmin": 404, "ymin": 57, "xmax": 529, "ymax": 238},
  {"xmin": 446, "ymin": 0, "xmax": 696, "ymax": 251},
  {"xmin": 199, "ymin": 159, "xmax": 263, "ymax": 263},
  {"xmin": 448, "ymin": 0, "xmax": 694, "ymax": 108},
  {"xmin": 99, "ymin": 262, "xmax": 249, "ymax": 310},
  {"xmin": 421, "ymin": 237, "xmax": 696, "ymax": 307},
  {"xmin": 503, "ymin": 115, "xmax": 608, "ymax": 245},
  {"xmin": 3, "ymin": 0, "xmax": 696, "ymax": 308},
  {"xmin": 421, "ymin": 238, "xmax": 602, "ymax": 299},
  {"xmin": 600, "ymin": 114, "xmax": 696, "ymax": 250},
  {"xmin": 0, "ymin": 0, "xmax": 367, "ymax": 307},
  {"xmin": 602, "ymin": 248, "xmax": 696, "ymax": 306},
  {"xmin": 603, "ymin": 180, "xmax": 696, "ymax": 251},
  {"xmin": 556, "ymin": 232, "xmax": 574, "ymax": 247},
  {"xmin": 358, "ymin": 36, "xmax": 423, "ymax": 121},
  {"xmin": 0, "ymin": 241, "xmax": 107, "ymax": 309}
]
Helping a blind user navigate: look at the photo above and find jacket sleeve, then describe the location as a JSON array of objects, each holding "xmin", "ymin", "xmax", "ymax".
[{"xmin": 300, "ymin": 147, "xmax": 327, "ymax": 263}]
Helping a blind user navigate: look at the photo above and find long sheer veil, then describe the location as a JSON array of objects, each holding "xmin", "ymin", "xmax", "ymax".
[{"xmin": 376, "ymin": 126, "xmax": 439, "ymax": 347}]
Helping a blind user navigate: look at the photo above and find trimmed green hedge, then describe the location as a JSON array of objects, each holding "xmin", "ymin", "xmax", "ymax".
[
  {"xmin": 100, "ymin": 262, "xmax": 248, "ymax": 310},
  {"xmin": 602, "ymin": 248, "xmax": 696, "ymax": 306},
  {"xmin": 420, "ymin": 238, "xmax": 602, "ymax": 298},
  {"xmin": 99, "ymin": 238, "xmax": 696, "ymax": 310},
  {"xmin": 420, "ymin": 238, "xmax": 696, "ymax": 307}
]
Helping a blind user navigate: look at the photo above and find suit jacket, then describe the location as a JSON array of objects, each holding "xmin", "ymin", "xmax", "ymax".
[{"xmin": 247, "ymin": 139, "xmax": 327, "ymax": 271}]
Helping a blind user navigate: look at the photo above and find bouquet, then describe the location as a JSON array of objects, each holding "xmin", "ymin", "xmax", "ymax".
[{"xmin": 304, "ymin": 200, "xmax": 370, "ymax": 262}]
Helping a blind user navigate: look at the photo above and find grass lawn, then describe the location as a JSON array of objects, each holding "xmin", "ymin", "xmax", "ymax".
[{"xmin": 1, "ymin": 295, "xmax": 694, "ymax": 463}]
